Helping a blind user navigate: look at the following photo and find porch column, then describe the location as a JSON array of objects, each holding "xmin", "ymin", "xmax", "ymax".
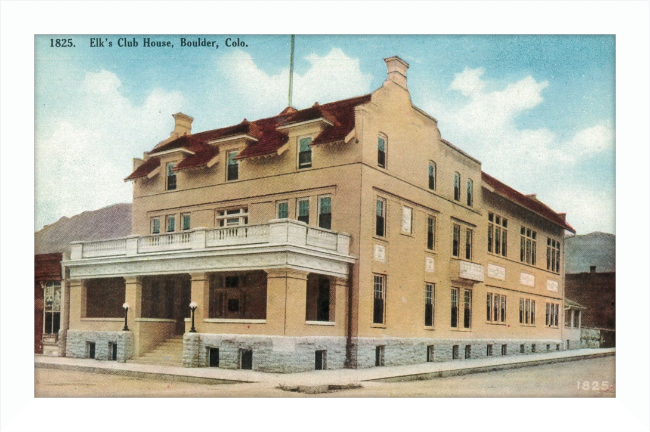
[
  {"xmin": 577, "ymin": 310, "xmax": 582, "ymax": 330},
  {"xmin": 124, "ymin": 276, "xmax": 142, "ymax": 356},
  {"xmin": 189, "ymin": 273, "xmax": 209, "ymax": 333},
  {"xmin": 67, "ymin": 279, "xmax": 84, "ymax": 330},
  {"xmin": 284, "ymin": 270, "xmax": 309, "ymax": 334},
  {"xmin": 332, "ymin": 277, "xmax": 349, "ymax": 328},
  {"xmin": 58, "ymin": 274, "xmax": 71, "ymax": 356},
  {"xmin": 570, "ymin": 309, "xmax": 575, "ymax": 329}
]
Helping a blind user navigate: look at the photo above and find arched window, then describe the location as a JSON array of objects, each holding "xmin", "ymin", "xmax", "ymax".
[
  {"xmin": 428, "ymin": 162, "xmax": 436, "ymax": 190},
  {"xmin": 454, "ymin": 172, "xmax": 461, "ymax": 201},
  {"xmin": 377, "ymin": 135, "xmax": 387, "ymax": 168}
]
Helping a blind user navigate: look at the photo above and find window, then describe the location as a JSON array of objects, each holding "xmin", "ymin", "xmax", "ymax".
[
  {"xmin": 452, "ymin": 345, "xmax": 459, "ymax": 360},
  {"xmin": 519, "ymin": 298, "xmax": 536, "ymax": 325},
  {"xmin": 465, "ymin": 228, "xmax": 473, "ymax": 260},
  {"xmin": 109, "ymin": 343, "xmax": 118, "ymax": 361},
  {"xmin": 306, "ymin": 275, "xmax": 331, "ymax": 322},
  {"xmin": 377, "ymin": 136, "xmax": 386, "ymax": 168},
  {"xmin": 454, "ymin": 172, "xmax": 461, "ymax": 201},
  {"xmin": 428, "ymin": 162, "xmax": 436, "ymax": 190},
  {"xmin": 209, "ymin": 348, "xmax": 220, "ymax": 367},
  {"xmin": 166, "ymin": 215, "xmax": 176, "ymax": 232},
  {"xmin": 87, "ymin": 342, "xmax": 96, "ymax": 359},
  {"xmin": 427, "ymin": 217, "xmax": 435, "ymax": 250},
  {"xmin": 373, "ymin": 275, "xmax": 386, "ymax": 324},
  {"xmin": 150, "ymin": 217, "xmax": 160, "ymax": 234},
  {"xmin": 209, "ymin": 272, "xmax": 267, "ymax": 319},
  {"xmin": 532, "ymin": 344, "xmax": 536, "ymax": 353},
  {"xmin": 166, "ymin": 163, "xmax": 177, "ymax": 190},
  {"xmin": 466, "ymin": 179, "xmax": 473, "ymax": 207},
  {"xmin": 376, "ymin": 198, "xmax": 386, "ymax": 237},
  {"xmin": 227, "ymin": 150, "xmax": 239, "ymax": 181},
  {"xmin": 487, "ymin": 344, "xmax": 493, "ymax": 356},
  {"xmin": 501, "ymin": 344, "xmax": 507, "ymax": 356},
  {"xmin": 452, "ymin": 224, "xmax": 461, "ymax": 257},
  {"xmin": 427, "ymin": 345, "xmax": 435, "ymax": 362},
  {"xmin": 375, "ymin": 346, "xmax": 385, "ymax": 366},
  {"xmin": 43, "ymin": 281, "xmax": 61, "ymax": 335},
  {"xmin": 547, "ymin": 238, "xmax": 561, "ymax": 273},
  {"xmin": 520, "ymin": 226, "xmax": 537, "ymax": 265},
  {"xmin": 297, "ymin": 198, "xmax": 310, "ymax": 224},
  {"xmin": 465, "ymin": 345, "xmax": 471, "ymax": 359},
  {"xmin": 401, "ymin": 206, "xmax": 412, "ymax": 234},
  {"xmin": 315, "ymin": 350, "xmax": 327, "ymax": 370},
  {"xmin": 488, "ymin": 212, "xmax": 508, "ymax": 257},
  {"xmin": 216, "ymin": 208, "xmax": 248, "ymax": 227},
  {"xmin": 298, "ymin": 136, "xmax": 312, "ymax": 169},
  {"xmin": 276, "ymin": 201, "xmax": 289, "ymax": 219},
  {"xmin": 546, "ymin": 302, "xmax": 560, "ymax": 327},
  {"xmin": 318, "ymin": 196, "xmax": 332, "ymax": 230},
  {"xmin": 463, "ymin": 289, "xmax": 472, "ymax": 329},
  {"xmin": 182, "ymin": 214, "xmax": 191, "ymax": 231},
  {"xmin": 240, "ymin": 349, "xmax": 253, "ymax": 370},
  {"xmin": 424, "ymin": 283, "xmax": 435, "ymax": 327},
  {"xmin": 451, "ymin": 288, "xmax": 459, "ymax": 328},
  {"xmin": 520, "ymin": 344, "xmax": 525, "ymax": 354},
  {"xmin": 487, "ymin": 293, "xmax": 506, "ymax": 323}
]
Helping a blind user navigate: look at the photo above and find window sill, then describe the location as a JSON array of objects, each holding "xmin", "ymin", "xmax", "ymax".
[
  {"xmin": 80, "ymin": 318, "xmax": 123, "ymax": 322},
  {"xmin": 450, "ymin": 327, "xmax": 472, "ymax": 332},
  {"xmin": 135, "ymin": 318, "xmax": 175, "ymax": 323},
  {"xmin": 400, "ymin": 232, "xmax": 414, "ymax": 237},
  {"xmin": 371, "ymin": 324, "xmax": 387, "ymax": 329},
  {"xmin": 519, "ymin": 323, "xmax": 537, "ymax": 327},
  {"xmin": 485, "ymin": 321, "xmax": 507, "ymax": 326},
  {"xmin": 423, "ymin": 327, "xmax": 436, "ymax": 331},
  {"xmin": 425, "ymin": 249, "xmax": 437, "ymax": 254},
  {"xmin": 202, "ymin": 318, "xmax": 266, "ymax": 324},
  {"xmin": 305, "ymin": 321, "xmax": 336, "ymax": 326},
  {"xmin": 373, "ymin": 236, "xmax": 388, "ymax": 243}
]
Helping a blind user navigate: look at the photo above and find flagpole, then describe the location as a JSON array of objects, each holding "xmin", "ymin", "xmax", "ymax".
[{"xmin": 288, "ymin": 35, "xmax": 295, "ymax": 108}]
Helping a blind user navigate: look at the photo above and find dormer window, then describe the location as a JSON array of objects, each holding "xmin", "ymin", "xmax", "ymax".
[
  {"xmin": 378, "ymin": 136, "xmax": 386, "ymax": 168},
  {"xmin": 227, "ymin": 151, "xmax": 239, "ymax": 181},
  {"xmin": 298, "ymin": 136, "xmax": 312, "ymax": 169},
  {"xmin": 167, "ymin": 163, "xmax": 177, "ymax": 190}
]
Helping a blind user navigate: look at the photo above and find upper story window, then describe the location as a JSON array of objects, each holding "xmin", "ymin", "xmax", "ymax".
[
  {"xmin": 376, "ymin": 198, "xmax": 386, "ymax": 237},
  {"xmin": 227, "ymin": 151, "xmax": 239, "ymax": 181},
  {"xmin": 520, "ymin": 226, "xmax": 537, "ymax": 265},
  {"xmin": 488, "ymin": 212, "xmax": 508, "ymax": 257},
  {"xmin": 487, "ymin": 293, "xmax": 507, "ymax": 324},
  {"xmin": 428, "ymin": 162, "xmax": 436, "ymax": 191},
  {"xmin": 373, "ymin": 274, "xmax": 386, "ymax": 324},
  {"xmin": 465, "ymin": 228, "xmax": 473, "ymax": 261},
  {"xmin": 519, "ymin": 298, "xmax": 536, "ymax": 325},
  {"xmin": 401, "ymin": 206, "xmax": 413, "ymax": 234},
  {"xmin": 182, "ymin": 214, "xmax": 191, "ymax": 231},
  {"xmin": 166, "ymin": 215, "xmax": 176, "ymax": 232},
  {"xmin": 150, "ymin": 217, "xmax": 160, "ymax": 234},
  {"xmin": 216, "ymin": 208, "xmax": 248, "ymax": 227},
  {"xmin": 454, "ymin": 172, "xmax": 461, "ymax": 201},
  {"xmin": 424, "ymin": 283, "xmax": 435, "ymax": 327},
  {"xmin": 166, "ymin": 163, "xmax": 177, "ymax": 191},
  {"xmin": 547, "ymin": 238, "xmax": 561, "ymax": 273},
  {"xmin": 452, "ymin": 224, "xmax": 461, "ymax": 257},
  {"xmin": 318, "ymin": 196, "xmax": 332, "ymax": 230},
  {"xmin": 298, "ymin": 136, "xmax": 312, "ymax": 169},
  {"xmin": 277, "ymin": 201, "xmax": 289, "ymax": 219},
  {"xmin": 466, "ymin": 179, "xmax": 473, "ymax": 207},
  {"xmin": 377, "ymin": 135, "xmax": 386, "ymax": 168},
  {"xmin": 297, "ymin": 198, "xmax": 310, "ymax": 224},
  {"xmin": 427, "ymin": 216, "xmax": 436, "ymax": 250}
]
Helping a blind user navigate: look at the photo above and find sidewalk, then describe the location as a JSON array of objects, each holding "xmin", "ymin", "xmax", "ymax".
[{"xmin": 35, "ymin": 348, "xmax": 615, "ymax": 388}]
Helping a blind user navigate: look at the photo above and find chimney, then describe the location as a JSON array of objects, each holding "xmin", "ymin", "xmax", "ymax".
[
  {"xmin": 384, "ymin": 56, "xmax": 409, "ymax": 89},
  {"xmin": 171, "ymin": 112, "xmax": 194, "ymax": 138}
]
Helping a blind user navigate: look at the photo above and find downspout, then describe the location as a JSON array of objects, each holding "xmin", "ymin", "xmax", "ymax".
[{"xmin": 345, "ymin": 262, "xmax": 354, "ymax": 368}]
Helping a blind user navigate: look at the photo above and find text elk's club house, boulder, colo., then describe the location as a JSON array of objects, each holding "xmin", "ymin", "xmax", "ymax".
[{"xmin": 57, "ymin": 56, "xmax": 577, "ymax": 372}]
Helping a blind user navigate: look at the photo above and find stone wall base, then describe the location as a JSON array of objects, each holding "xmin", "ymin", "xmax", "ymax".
[
  {"xmin": 181, "ymin": 333, "xmax": 570, "ymax": 373},
  {"xmin": 65, "ymin": 330, "xmax": 133, "ymax": 363}
]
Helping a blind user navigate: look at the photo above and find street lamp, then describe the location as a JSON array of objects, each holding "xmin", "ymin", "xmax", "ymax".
[
  {"xmin": 189, "ymin": 302, "xmax": 198, "ymax": 333},
  {"xmin": 122, "ymin": 303, "xmax": 130, "ymax": 331}
]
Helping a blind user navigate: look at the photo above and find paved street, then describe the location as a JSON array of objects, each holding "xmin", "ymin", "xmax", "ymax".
[{"xmin": 35, "ymin": 355, "xmax": 614, "ymax": 398}]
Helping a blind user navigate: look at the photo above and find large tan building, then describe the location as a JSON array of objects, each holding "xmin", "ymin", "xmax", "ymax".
[{"xmin": 60, "ymin": 56, "xmax": 576, "ymax": 372}]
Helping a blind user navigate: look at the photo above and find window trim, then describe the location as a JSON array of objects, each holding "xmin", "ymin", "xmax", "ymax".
[
  {"xmin": 298, "ymin": 135, "xmax": 313, "ymax": 170},
  {"xmin": 166, "ymin": 215, "xmax": 176, "ymax": 233},
  {"xmin": 181, "ymin": 213, "xmax": 191, "ymax": 231},
  {"xmin": 216, "ymin": 207, "xmax": 248, "ymax": 227},
  {"xmin": 150, "ymin": 217, "xmax": 160, "ymax": 234}
]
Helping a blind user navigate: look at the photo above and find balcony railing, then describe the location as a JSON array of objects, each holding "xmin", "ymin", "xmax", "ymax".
[{"xmin": 70, "ymin": 219, "xmax": 351, "ymax": 260}]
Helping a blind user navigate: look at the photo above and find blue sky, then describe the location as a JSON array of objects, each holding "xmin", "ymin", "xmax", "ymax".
[{"xmin": 34, "ymin": 34, "xmax": 615, "ymax": 234}]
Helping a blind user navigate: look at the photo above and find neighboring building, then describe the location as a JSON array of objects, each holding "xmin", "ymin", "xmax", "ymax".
[
  {"xmin": 59, "ymin": 56, "xmax": 576, "ymax": 372},
  {"xmin": 564, "ymin": 232, "xmax": 615, "ymax": 274},
  {"xmin": 565, "ymin": 266, "xmax": 615, "ymax": 348},
  {"xmin": 35, "ymin": 253, "xmax": 63, "ymax": 355},
  {"xmin": 564, "ymin": 298, "xmax": 586, "ymax": 350}
]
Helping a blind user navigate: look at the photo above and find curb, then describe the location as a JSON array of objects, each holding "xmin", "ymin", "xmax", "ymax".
[
  {"xmin": 35, "ymin": 362, "xmax": 248, "ymax": 385},
  {"xmin": 368, "ymin": 351, "xmax": 615, "ymax": 383}
]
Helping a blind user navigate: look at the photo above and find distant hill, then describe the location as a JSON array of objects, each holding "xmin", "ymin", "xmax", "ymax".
[
  {"xmin": 565, "ymin": 231, "xmax": 615, "ymax": 274},
  {"xmin": 35, "ymin": 203, "xmax": 132, "ymax": 255}
]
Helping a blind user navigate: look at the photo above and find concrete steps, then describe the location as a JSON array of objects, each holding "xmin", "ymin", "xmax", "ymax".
[{"xmin": 130, "ymin": 335, "xmax": 185, "ymax": 366}]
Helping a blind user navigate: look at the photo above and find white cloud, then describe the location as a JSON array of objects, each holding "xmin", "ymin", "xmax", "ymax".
[
  {"xmin": 449, "ymin": 67, "xmax": 486, "ymax": 97},
  {"xmin": 35, "ymin": 69, "xmax": 184, "ymax": 230},
  {"xmin": 220, "ymin": 48, "xmax": 372, "ymax": 114}
]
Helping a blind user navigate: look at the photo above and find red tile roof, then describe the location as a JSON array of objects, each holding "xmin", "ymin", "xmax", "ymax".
[
  {"xmin": 125, "ymin": 94, "xmax": 371, "ymax": 177},
  {"xmin": 124, "ymin": 156, "xmax": 160, "ymax": 181},
  {"xmin": 482, "ymin": 172, "xmax": 576, "ymax": 233}
]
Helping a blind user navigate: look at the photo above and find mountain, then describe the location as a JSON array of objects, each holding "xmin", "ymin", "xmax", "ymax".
[
  {"xmin": 564, "ymin": 231, "xmax": 615, "ymax": 274},
  {"xmin": 35, "ymin": 203, "xmax": 132, "ymax": 255}
]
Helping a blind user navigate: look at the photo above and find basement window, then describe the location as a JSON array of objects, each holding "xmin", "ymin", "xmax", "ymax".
[
  {"xmin": 315, "ymin": 350, "xmax": 327, "ymax": 370},
  {"xmin": 465, "ymin": 345, "xmax": 471, "ymax": 359},
  {"xmin": 427, "ymin": 345, "xmax": 435, "ymax": 362},
  {"xmin": 209, "ymin": 348, "xmax": 220, "ymax": 367},
  {"xmin": 87, "ymin": 342, "xmax": 96, "ymax": 359},
  {"xmin": 501, "ymin": 344, "xmax": 507, "ymax": 356},
  {"xmin": 375, "ymin": 346, "xmax": 385, "ymax": 366},
  {"xmin": 452, "ymin": 345, "xmax": 459, "ymax": 360},
  {"xmin": 487, "ymin": 344, "xmax": 493, "ymax": 357}
]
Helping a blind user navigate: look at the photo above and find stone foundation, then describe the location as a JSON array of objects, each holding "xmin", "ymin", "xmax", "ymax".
[
  {"xmin": 183, "ymin": 333, "xmax": 347, "ymax": 373},
  {"xmin": 65, "ymin": 330, "xmax": 133, "ymax": 363}
]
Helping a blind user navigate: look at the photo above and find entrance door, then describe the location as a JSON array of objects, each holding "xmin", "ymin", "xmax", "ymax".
[
  {"xmin": 317, "ymin": 277, "xmax": 330, "ymax": 322},
  {"xmin": 240, "ymin": 349, "xmax": 253, "ymax": 370}
]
